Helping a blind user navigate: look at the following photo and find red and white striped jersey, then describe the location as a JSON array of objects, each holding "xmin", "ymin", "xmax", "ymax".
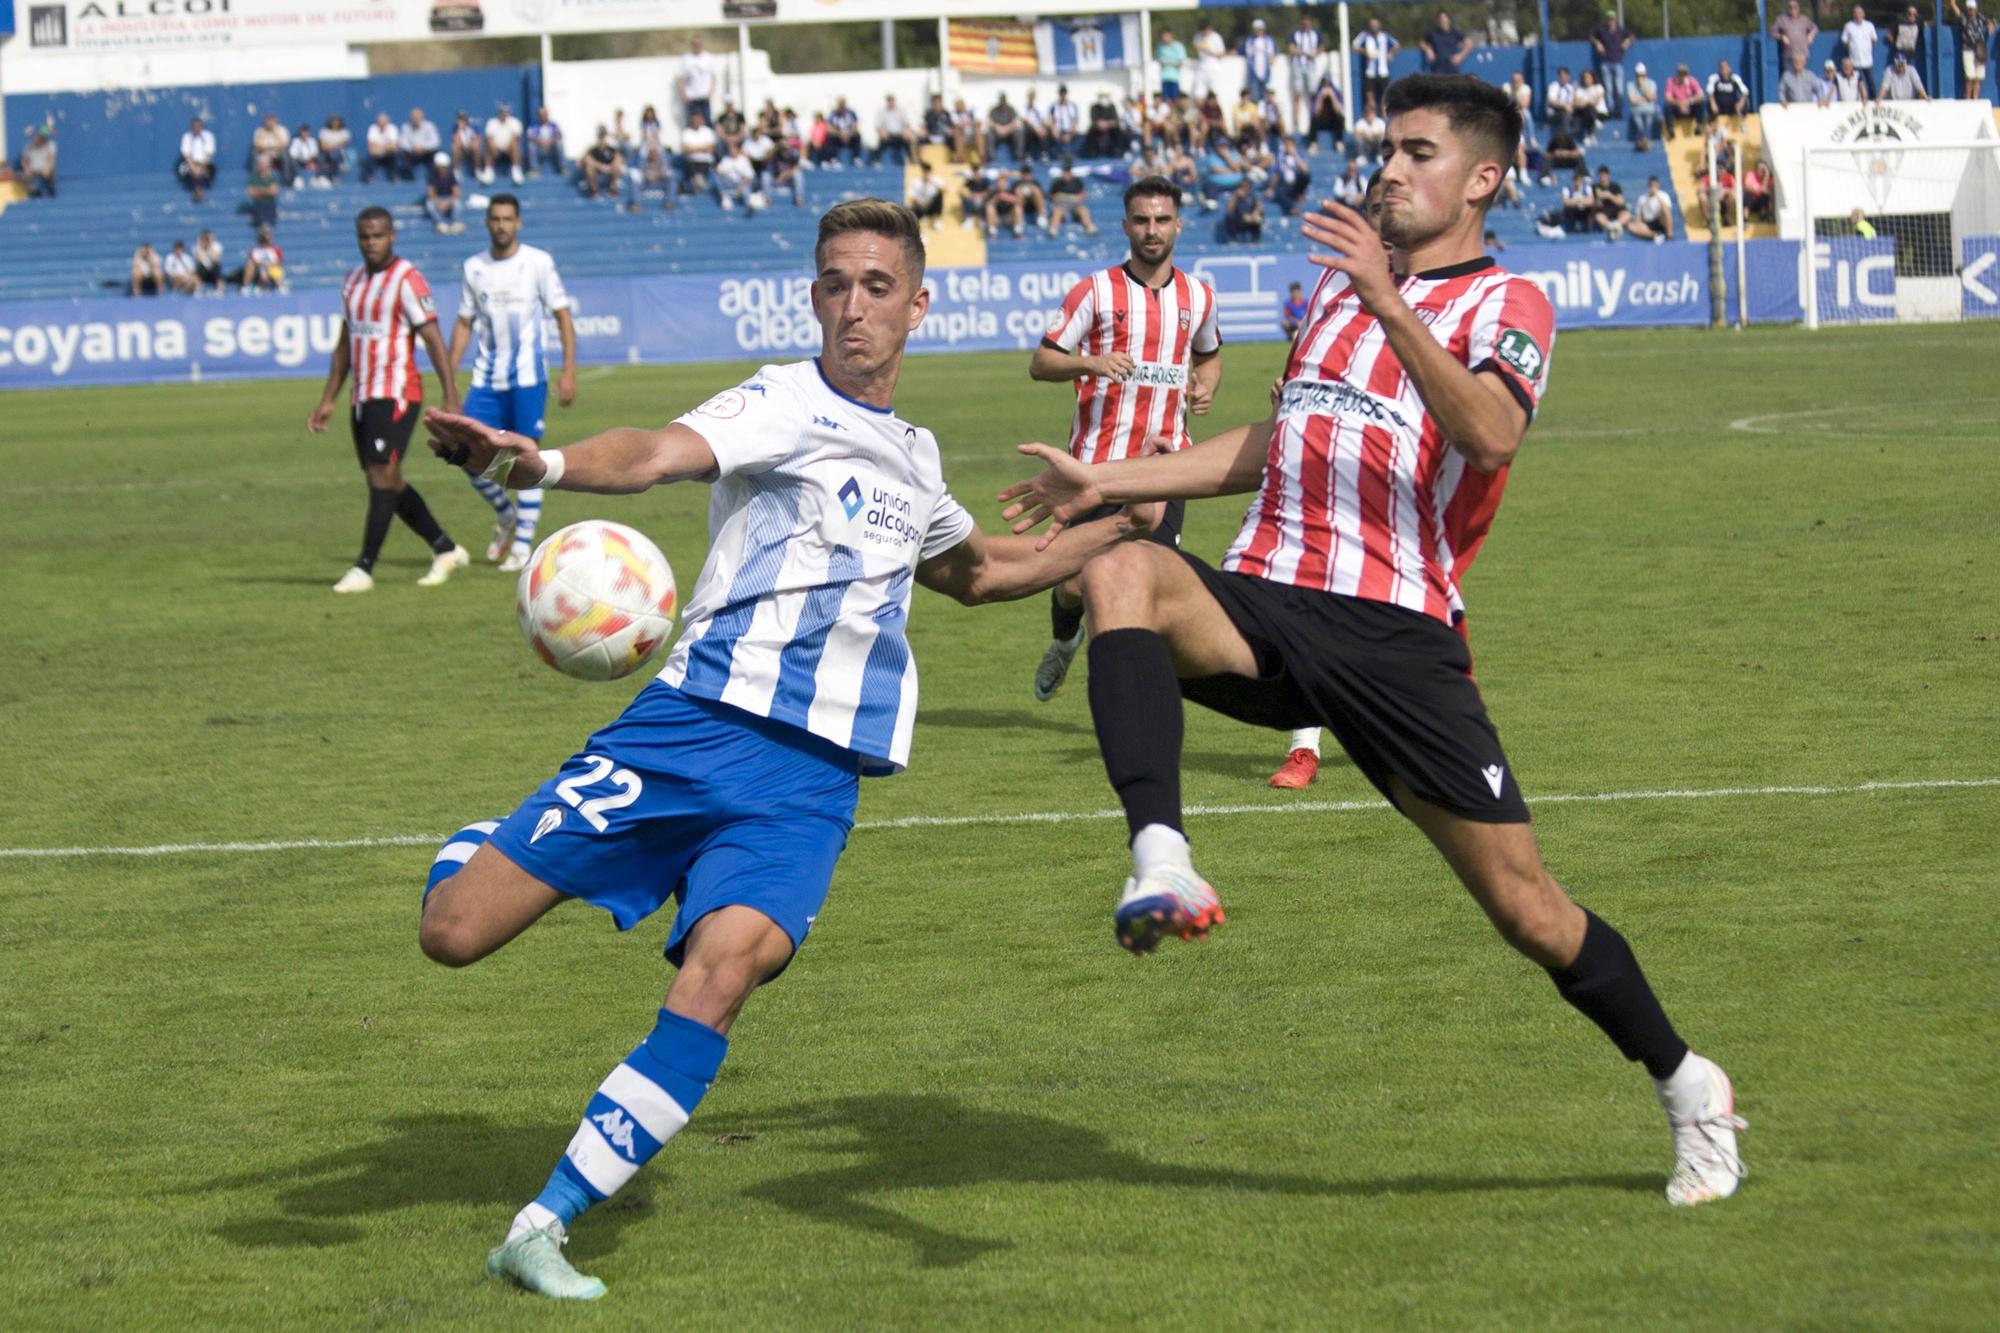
[
  {"xmin": 1223, "ymin": 257, "xmax": 1555, "ymax": 628},
  {"xmin": 1044, "ymin": 263, "xmax": 1222, "ymax": 463},
  {"xmin": 340, "ymin": 258, "xmax": 437, "ymax": 405}
]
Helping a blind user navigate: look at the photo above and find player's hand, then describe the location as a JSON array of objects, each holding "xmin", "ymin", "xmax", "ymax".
[
  {"xmin": 998, "ymin": 443, "xmax": 1103, "ymax": 550},
  {"xmin": 424, "ymin": 408, "xmax": 539, "ymax": 481},
  {"xmin": 1088, "ymin": 351, "xmax": 1135, "ymax": 380},
  {"xmin": 306, "ymin": 400, "xmax": 334, "ymax": 434},
  {"xmin": 1188, "ymin": 378, "xmax": 1214, "ymax": 416},
  {"xmin": 556, "ymin": 366, "xmax": 578, "ymax": 408},
  {"xmin": 1300, "ymin": 200, "xmax": 1399, "ymax": 314}
]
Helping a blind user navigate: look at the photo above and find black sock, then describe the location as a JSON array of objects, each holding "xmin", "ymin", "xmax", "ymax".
[
  {"xmin": 1050, "ymin": 590, "xmax": 1086, "ymax": 642},
  {"xmin": 1086, "ymin": 629, "xmax": 1184, "ymax": 840},
  {"xmin": 1546, "ymin": 909, "xmax": 1690, "ymax": 1080},
  {"xmin": 394, "ymin": 486, "xmax": 453, "ymax": 553},
  {"xmin": 357, "ymin": 487, "xmax": 399, "ymax": 572}
]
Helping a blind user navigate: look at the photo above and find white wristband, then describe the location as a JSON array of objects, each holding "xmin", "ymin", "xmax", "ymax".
[{"xmin": 536, "ymin": 449, "xmax": 566, "ymax": 489}]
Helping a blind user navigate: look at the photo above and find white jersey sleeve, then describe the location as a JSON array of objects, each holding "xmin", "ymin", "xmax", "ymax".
[
  {"xmin": 920, "ymin": 491, "xmax": 975, "ymax": 561},
  {"xmin": 536, "ymin": 250, "xmax": 571, "ymax": 315},
  {"xmin": 1191, "ymin": 287, "xmax": 1222, "ymax": 355},
  {"xmin": 673, "ymin": 367, "xmax": 809, "ymax": 478},
  {"xmin": 457, "ymin": 257, "xmax": 477, "ymax": 322}
]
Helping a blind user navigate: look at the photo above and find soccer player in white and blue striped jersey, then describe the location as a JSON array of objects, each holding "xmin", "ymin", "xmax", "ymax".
[
  {"xmin": 419, "ymin": 199, "xmax": 1161, "ymax": 1301},
  {"xmin": 445, "ymin": 194, "xmax": 576, "ymax": 571}
]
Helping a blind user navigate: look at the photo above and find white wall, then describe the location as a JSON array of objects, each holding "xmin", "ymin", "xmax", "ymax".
[{"xmin": 0, "ymin": 41, "xmax": 367, "ymax": 96}]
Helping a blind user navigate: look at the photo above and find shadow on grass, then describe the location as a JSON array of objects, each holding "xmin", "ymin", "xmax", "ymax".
[
  {"xmin": 740, "ymin": 1094, "xmax": 1655, "ymax": 1269},
  {"xmin": 194, "ymin": 1113, "xmax": 649, "ymax": 1263},
  {"xmin": 918, "ymin": 707, "xmax": 1093, "ymax": 737}
]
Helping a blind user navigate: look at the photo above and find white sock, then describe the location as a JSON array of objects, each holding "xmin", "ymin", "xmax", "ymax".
[
  {"xmin": 1288, "ymin": 727, "xmax": 1321, "ymax": 756},
  {"xmin": 1655, "ymin": 1050, "xmax": 1711, "ymax": 1116},
  {"xmin": 505, "ymin": 1200, "xmax": 561, "ymax": 1243},
  {"xmin": 1131, "ymin": 823, "xmax": 1191, "ymax": 877}
]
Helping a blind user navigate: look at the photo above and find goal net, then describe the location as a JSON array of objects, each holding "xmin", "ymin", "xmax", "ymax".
[{"xmin": 1799, "ymin": 140, "xmax": 2000, "ymax": 327}]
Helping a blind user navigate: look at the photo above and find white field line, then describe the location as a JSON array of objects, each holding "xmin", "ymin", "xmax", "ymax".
[{"xmin": 2, "ymin": 776, "xmax": 1994, "ymax": 861}]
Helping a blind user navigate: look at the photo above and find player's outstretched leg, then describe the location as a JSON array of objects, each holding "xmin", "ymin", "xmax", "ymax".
[
  {"xmin": 1269, "ymin": 728, "xmax": 1322, "ymax": 788},
  {"xmin": 465, "ymin": 468, "xmax": 517, "ymax": 563},
  {"xmin": 1391, "ymin": 783, "xmax": 1746, "ymax": 1205},
  {"xmin": 1034, "ymin": 582, "xmax": 1087, "ymax": 701},
  {"xmin": 502, "ymin": 487, "xmax": 545, "ymax": 572}
]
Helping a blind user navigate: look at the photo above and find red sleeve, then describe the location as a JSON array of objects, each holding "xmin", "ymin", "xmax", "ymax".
[
  {"xmin": 1044, "ymin": 275, "xmax": 1098, "ymax": 353},
  {"xmin": 400, "ymin": 268, "xmax": 437, "ymax": 327}
]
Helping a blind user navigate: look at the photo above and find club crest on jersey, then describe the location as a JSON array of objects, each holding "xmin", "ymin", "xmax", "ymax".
[
  {"xmin": 1495, "ymin": 329, "xmax": 1545, "ymax": 382},
  {"xmin": 694, "ymin": 388, "xmax": 747, "ymax": 419},
  {"xmin": 1178, "ymin": 309, "xmax": 1191, "ymax": 330},
  {"xmin": 838, "ymin": 477, "xmax": 865, "ymax": 519}
]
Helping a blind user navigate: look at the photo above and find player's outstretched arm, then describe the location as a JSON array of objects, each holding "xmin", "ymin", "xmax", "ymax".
[
  {"xmin": 424, "ymin": 412, "xmax": 718, "ymax": 494},
  {"xmin": 999, "ymin": 420, "xmax": 1271, "ymax": 547},
  {"xmin": 915, "ymin": 506, "xmax": 1159, "ymax": 606},
  {"xmin": 307, "ymin": 326, "xmax": 350, "ymax": 433},
  {"xmin": 1029, "ymin": 341, "xmax": 1134, "ymax": 383}
]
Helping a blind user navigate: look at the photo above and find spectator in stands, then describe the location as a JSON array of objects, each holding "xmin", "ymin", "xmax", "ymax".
[
  {"xmin": 1123, "ymin": 96, "xmax": 1150, "ymax": 155},
  {"xmin": 985, "ymin": 93, "xmax": 1026, "ymax": 165},
  {"xmin": 996, "ymin": 167, "xmax": 1046, "ymax": 237},
  {"xmin": 1166, "ymin": 143, "xmax": 1201, "ymax": 197},
  {"xmin": 1574, "ymin": 70, "xmax": 1608, "ymax": 141},
  {"xmin": 1664, "ymin": 64, "xmax": 1705, "ymax": 137},
  {"xmin": 1021, "ymin": 90, "xmax": 1051, "ymax": 160},
  {"xmin": 399, "ymin": 109, "xmax": 440, "ymax": 181},
  {"xmin": 1331, "ymin": 156, "xmax": 1366, "ymax": 208},
  {"xmin": 959, "ymin": 159, "xmax": 996, "ymax": 231},
  {"xmin": 130, "ymin": 242, "xmax": 165, "ymax": 297},
  {"xmin": 1696, "ymin": 158, "xmax": 1736, "ymax": 227},
  {"xmin": 485, "ymin": 103, "xmax": 524, "ymax": 184},
  {"xmin": 527, "ymin": 106, "xmax": 564, "ymax": 176},
  {"xmin": 1832, "ymin": 57, "xmax": 1868, "ymax": 101},
  {"xmin": 1707, "ymin": 60, "xmax": 1750, "ymax": 130},
  {"xmin": 1254, "ymin": 86, "xmax": 1286, "ymax": 153},
  {"xmin": 1420, "ymin": 10, "xmax": 1469, "ymax": 75},
  {"xmin": 1844, "ymin": 5, "xmax": 1882, "ymax": 93},
  {"xmin": 194, "ymin": 229, "xmax": 224, "ymax": 291},
  {"xmin": 242, "ymin": 225, "xmax": 284, "ymax": 292},
  {"xmin": 19, "ymin": 128, "xmax": 56, "ymax": 199},
  {"xmin": 252, "ymin": 114, "xmax": 290, "ymax": 182},
  {"xmin": 1305, "ymin": 77, "xmax": 1345, "ymax": 155},
  {"xmin": 872, "ymin": 94, "xmax": 913, "ymax": 166},
  {"xmin": 1224, "ymin": 178, "xmax": 1264, "ymax": 242},
  {"xmin": 426, "ymin": 152, "xmax": 464, "ymax": 233},
  {"xmin": 1877, "ymin": 50, "xmax": 1931, "ymax": 99},
  {"xmin": 1951, "ymin": 0, "xmax": 1991, "ymax": 99},
  {"xmin": 1049, "ymin": 85, "xmax": 1082, "ymax": 158},
  {"xmin": 612, "ymin": 109, "xmax": 636, "ymax": 161},
  {"xmin": 1505, "ymin": 71, "xmax": 1536, "ymax": 146},
  {"xmin": 1144, "ymin": 94, "xmax": 1180, "ymax": 155},
  {"xmin": 1085, "ymin": 89, "xmax": 1123, "ymax": 158},
  {"xmin": 907, "ymin": 160, "xmax": 944, "ymax": 226},
  {"xmin": 681, "ymin": 110, "xmax": 719, "ymax": 189},
  {"xmin": 806, "ymin": 112, "xmax": 831, "ymax": 166},
  {"xmin": 246, "ymin": 152, "xmax": 282, "ymax": 230},
  {"xmin": 318, "ymin": 115, "xmax": 350, "ymax": 181},
  {"xmin": 1562, "ymin": 171, "xmax": 1596, "ymax": 232},
  {"xmin": 637, "ymin": 106, "xmax": 670, "ymax": 190},
  {"xmin": 1628, "ymin": 64, "xmax": 1661, "ymax": 149},
  {"xmin": 1354, "ymin": 18, "xmax": 1398, "ymax": 114},
  {"xmin": 1270, "ymin": 136, "xmax": 1311, "ymax": 215},
  {"xmin": 1195, "ymin": 89, "xmax": 1226, "ymax": 140},
  {"xmin": 1240, "ymin": 19, "xmax": 1279, "ymax": 100},
  {"xmin": 1591, "ymin": 9, "xmax": 1634, "ymax": 115},
  {"xmin": 579, "ymin": 126, "xmax": 624, "ymax": 200},
  {"xmin": 715, "ymin": 141, "xmax": 761, "ymax": 212},
  {"xmin": 1234, "ymin": 124, "xmax": 1273, "ymax": 190},
  {"xmin": 288, "ymin": 123, "xmax": 322, "ymax": 188},
  {"xmin": 1547, "ymin": 126, "xmax": 1587, "ymax": 177},
  {"xmin": 1771, "ymin": 0, "xmax": 1820, "ymax": 73},
  {"xmin": 680, "ymin": 36, "xmax": 719, "ymax": 124},
  {"xmin": 1546, "ymin": 67, "xmax": 1577, "ymax": 138},
  {"xmin": 1281, "ymin": 281, "xmax": 1308, "ymax": 337},
  {"xmin": 1232, "ymin": 86, "xmax": 1265, "ymax": 143},
  {"xmin": 163, "ymin": 239, "xmax": 199, "ymax": 294},
  {"xmin": 1591, "ymin": 166, "xmax": 1631, "ymax": 235},
  {"xmin": 768, "ymin": 134, "xmax": 804, "ymax": 206},
  {"xmin": 1042, "ymin": 160, "xmax": 1093, "ymax": 236},
  {"xmin": 1351, "ymin": 92, "xmax": 1387, "ymax": 164},
  {"xmin": 949, "ymin": 99, "xmax": 979, "ymax": 160},
  {"xmin": 743, "ymin": 119, "xmax": 776, "ymax": 185},
  {"xmin": 715, "ymin": 102, "xmax": 747, "ymax": 158},
  {"xmin": 1742, "ymin": 157, "xmax": 1775, "ymax": 221},
  {"xmin": 363, "ymin": 113, "xmax": 397, "ymax": 182},
  {"xmin": 1287, "ymin": 15, "xmax": 1323, "ymax": 133},
  {"xmin": 179, "ymin": 116, "xmax": 216, "ymax": 202},
  {"xmin": 1781, "ymin": 53, "xmax": 1827, "ymax": 105},
  {"xmin": 1629, "ymin": 176, "xmax": 1675, "ymax": 241},
  {"xmin": 450, "ymin": 111, "xmax": 483, "ymax": 178},
  {"xmin": 1156, "ymin": 27, "xmax": 1188, "ymax": 102},
  {"xmin": 1192, "ymin": 19, "xmax": 1226, "ymax": 97},
  {"xmin": 921, "ymin": 93, "xmax": 958, "ymax": 158},
  {"xmin": 1201, "ymin": 132, "xmax": 1245, "ymax": 209}
]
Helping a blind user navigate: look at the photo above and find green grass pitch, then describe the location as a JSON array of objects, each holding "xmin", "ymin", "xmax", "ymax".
[{"xmin": 1, "ymin": 325, "xmax": 1996, "ymax": 1328}]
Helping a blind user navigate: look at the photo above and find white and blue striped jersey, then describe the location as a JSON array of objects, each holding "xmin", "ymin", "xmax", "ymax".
[
  {"xmin": 658, "ymin": 359, "xmax": 976, "ymax": 776},
  {"xmin": 457, "ymin": 244, "xmax": 570, "ymax": 390}
]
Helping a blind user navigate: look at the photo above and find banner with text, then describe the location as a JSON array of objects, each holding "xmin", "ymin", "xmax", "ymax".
[{"xmin": 12, "ymin": 0, "xmax": 404, "ymax": 53}]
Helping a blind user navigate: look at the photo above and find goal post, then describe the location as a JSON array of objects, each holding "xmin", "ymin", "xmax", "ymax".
[{"xmin": 1798, "ymin": 140, "xmax": 2000, "ymax": 329}]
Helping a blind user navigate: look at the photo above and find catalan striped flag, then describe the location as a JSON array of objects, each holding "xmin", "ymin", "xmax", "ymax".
[{"xmin": 947, "ymin": 18, "xmax": 1038, "ymax": 75}]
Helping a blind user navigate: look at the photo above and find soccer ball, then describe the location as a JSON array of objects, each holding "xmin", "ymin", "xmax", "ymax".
[{"xmin": 516, "ymin": 520, "xmax": 678, "ymax": 681}]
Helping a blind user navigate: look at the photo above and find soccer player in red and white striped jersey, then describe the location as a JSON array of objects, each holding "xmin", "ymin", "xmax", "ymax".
[
  {"xmin": 308, "ymin": 207, "xmax": 468, "ymax": 593},
  {"xmin": 1024, "ymin": 175, "xmax": 1222, "ymax": 702},
  {"xmin": 1002, "ymin": 76, "xmax": 1746, "ymax": 1209}
]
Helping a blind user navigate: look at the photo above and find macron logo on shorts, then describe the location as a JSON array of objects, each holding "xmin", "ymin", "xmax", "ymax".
[{"xmin": 1482, "ymin": 764, "xmax": 1506, "ymax": 798}]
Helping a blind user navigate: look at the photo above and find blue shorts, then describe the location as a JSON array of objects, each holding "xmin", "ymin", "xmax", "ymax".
[
  {"xmin": 463, "ymin": 383, "xmax": 550, "ymax": 439},
  {"xmin": 489, "ymin": 682, "xmax": 861, "ymax": 970}
]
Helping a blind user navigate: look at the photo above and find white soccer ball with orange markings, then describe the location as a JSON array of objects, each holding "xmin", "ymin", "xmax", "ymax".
[{"xmin": 516, "ymin": 520, "xmax": 678, "ymax": 681}]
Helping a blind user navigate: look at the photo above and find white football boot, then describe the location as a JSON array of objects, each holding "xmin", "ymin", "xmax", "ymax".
[
  {"xmin": 1657, "ymin": 1052, "xmax": 1748, "ymax": 1206},
  {"xmin": 418, "ymin": 545, "xmax": 471, "ymax": 587},
  {"xmin": 331, "ymin": 566, "xmax": 374, "ymax": 594}
]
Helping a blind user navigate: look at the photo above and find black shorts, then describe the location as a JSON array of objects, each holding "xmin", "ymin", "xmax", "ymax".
[
  {"xmin": 1175, "ymin": 552, "xmax": 1529, "ymax": 823},
  {"xmin": 350, "ymin": 398, "xmax": 418, "ymax": 468},
  {"xmin": 1076, "ymin": 499, "xmax": 1184, "ymax": 549}
]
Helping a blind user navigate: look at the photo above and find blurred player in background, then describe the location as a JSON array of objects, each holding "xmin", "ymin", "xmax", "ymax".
[
  {"xmin": 1026, "ymin": 176, "xmax": 1222, "ymax": 702},
  {"xmin": 1001, "ymin": 78, "xmax": 1745, "ymax": 1208},
  {"xmin": 307, "ymin": 207, "xmax": 466, "ymax": 593},
  {"xmin": 419, "ymin": 200, "xmax": 1162, "ymax": 1301},
  {"xmin": 446, "ymin": 194, "xmax": 578, "ymax": 572}
]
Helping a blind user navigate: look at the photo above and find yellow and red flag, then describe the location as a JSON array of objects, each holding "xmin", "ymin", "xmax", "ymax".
[{"xmin": 947, "ymin": 18, "xmax": 1038, "ymax": 75}]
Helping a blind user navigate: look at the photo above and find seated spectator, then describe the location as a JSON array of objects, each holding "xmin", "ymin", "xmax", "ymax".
[
  {"xmin": 163, "ymin": 239, "xmax": 199, "ymax": 295},
  {"xmin": 450, "ymin": 111, "xmax": 484, "ymax": 178},
  {"xmin": 1013, "ymin": 166, "xmax": 1046, "ymax": 228},
  {"xmin": 1664, "ymin": 64, "xmax": 1705, "ymax": 136},
  {"xmin": 1331, "ymin": 156, "xmax": 1366, "ymax": 208},
  {"xmin": 251, "ymin": 114, "xmax": 290, "ymax": 182},
  {"xmin": 1506, "ymin": 72, "xmax": 1536, "ymax": 145},
  {"xmin": 364, "ymin": 112, "xmax": 399, "ymax": 182},
  {"xmin": 245, "ymin": 153, "xmax": 282, "ymax": 230},
  {"xmin": 1232, "ymin": 89, "xmax": 1264, "ymax": 142},
  {"xmin": 19, "ymin": 128, "xmax": 56, "ymax": 199},
  {"xmin": 1876, "ymin": 51, "xmax": 1930, "ymax": 100},
  {"xmin": 1167, "ymin": 145, "xmax": 1201, "ymax": 197},
  {"xmin": 611, "ymin": 109, "xmax": 637, "ymax": 160},
  {"xmin": 1200, "ymin": 132, "xmax": 1246, "ymax": 209},
  {"xmin": 807, "ymin": 113, "xmax": 831, "ymax": 166},
  {"xmin": 485, "ymin": 102, "xmax": 524, "ymax": 184},
  {"xmin": 1629, "ymin": 176, "xmax": 1675, "ymax": 240},
  {"xmin": 242, "ymin": 226, "xmax": 284, "ymax": 292},
  {"xmin": 1305, "ymin": 78, "xmax": 1345, "ymax": 155},
  {"xmin": 922, "ymin": 94, "xmax": 959, "ymax": 158},
  {"xmin": 714, "ymin": 102, "xmax": 748, "ymax": 158},
  {"xmin": 1046, "ymin": 160, "xmax": 1098, "ymax": 235},
  {"xmin": 179, "ymin": 116, "xmax": 216, "ymax": 202},
  {"xmin": 1146, "ymin": 93, "xmax": 1183, "ymax": 155},
  {"xmin": 579, "ymin": 126, "xmax": 624, "ymax": 200},
  {"xmin": 1562, "ymin": 171, "xmax": 1596, "ymax": 232},
  {"xmin": 1707, "ymin": 60, "xmax": 1749, "ymax": 129},
  {"xmin": 1021, "ymin": 91, "xmax": 1050, "ymax": 160},
  {"xmin": 1573, "ymin": 70, "xmax": 1608, "ymax": 140},
  {"xmin": 986, "ymin": 167, "xmax": 1033, "ymax": 237},
  {"xmin": 1351, "ymin": 95, "xmax": 1387, "ymax": 163},
  {"xmin": 426, "ymin": 152, "xmax": 464, "ymax": 233},
  {"xmin": 398, "ymin": 108, "xmax": 440, "ymax": 180},
  {"xmin": 743, "ymin": 122, "xmax": 777, "ymax": 186},
  {"xmin": 1545, "ymin": 67, "xmax": 1577, "ymax": 137},
  {"xmin": 1832, "ymin": 57, "xmax": 1868, "ymax": 101},
  {"xmin": 1049, "ymin": 86, "xmax": 1083, "ymax": 157},
  {"xmin": 1743, "ymin": 157, "xmax": 1775, "ymax": 221},
  {"xmin": 907, "ymin": 159, "xmax": 944, "ymax": 226},
  {"xmin": 194, "ymin": 229, "xmax": 224, "ymax": 291},
  {"xmin": 1123, "ymin": 97, "xmax": 1150, "ymax": 153},
  {"xmin": 715, "ymin": 142, "xmax": 762, "ymax": 211},
  {"xmin": 1235, "ymin": 127, "xmax": 1274, "ymax": 189},
  {"xmin": 1591, "ymin": 166, "xmax": 1632, "ymax": 234},
  {"xmin": 318, "ymin": 115, "xmax": 351, "ymax": 180},
  {"xmin": 825, "ymin": 97, "xmax": 862, "ymax": 166},
  {"xmin": 637, "ymin": 105, "xmax": 670, "ymax": 187},
  {"xmin": 985, "ymin": 93, "xmax": 1026, "ymax": 165},
  {"xmin": 767, "ymin": 136, "xmax": 805, "ymax": 207},
  {"xmin": 288, "ymin": 124, "xmax": 322, "ymax": 188},
  {"xmin": 1281, "ymin": 281, "xmax": 1308, "ymax": 338},
  {"xmin": 680, "ymin": 111, "xmax": 718, "ymax": 189},
  {"xmin": 1085, "ymin": 90, "xmax": 1123, "ymax": 158},
  {"xmin": 1696, "ymin": 161, "xmax": 1737, "ymax": 226},
  {"xmin": 1780, "ymin": 53, "xmax": 1826, "ymax": 106},
  {"xmin": 527, "ymin": 106, "xmax": 564, "ymax": 176},
  {"xmin": 959, "ymin": 160, "xmax": 997, "ymax": 230},
  {"xmin": 130, "ymin": 242, "xmax": 165, "ymax": 297},
  {"xmin": 1270, "ymin": 137, "xmax": 1311, "ymax": 215},
  {"xmin": 1255, "ymin": 89, "xmax": 1285, "ymax": 152},
  {"xmin": 1627, "ymin": 63, "xmax": 1661, "ymax": 148},
  {"xmin": 1224, "ymin": 179, "xmax": 1264, "ymax": 242},
  {"xmin": 875, "ymin": 94, "xmax": 915, "ymax": 166}
]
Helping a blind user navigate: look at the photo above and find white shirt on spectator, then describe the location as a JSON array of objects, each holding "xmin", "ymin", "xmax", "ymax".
[
  {"xmin": 1843, "ymin": 18, "xmax": 1879, "ymax": 68},
  {"xmin": 164, "ymin": 250, "xmax": 196, "ymax": 280},
  {"xmin": 1547, "ymin": 80, "xmax": 1576, "ymax": 110},
  {"xmin": 181, "ymin": 130, "xmax": 215, "ymax": 164},
  {"xmin": 877, "ymin": 105, "xmax": 909, "ymax": 139},
  {"xmin": 716, "ymin": 152, "xmax": 756, "ymax": 193},
  {"xmin": 368, "ymin": 122, "xmax": 399, "ymax": 156},
  {"xmin": 320, "ymin": 125, "xmax": 352, "ymax": 154},
  {"xmin": 681, "ymin": 124, "xmax": 718, "ymax": 163},
  {"xmin": 681, "ymin": 50, "xmax": 719, "ymax": 103},
  {"xmin": 486, "ymin": 114, "xmax": 523, "ymax": 152},
  {"xmin": 744, "ymin": 130, "xmax": 775, "ymax": 165},
  {"xmin": 289, "ymin": 135, "xmax": 319, "ymax": 167}
]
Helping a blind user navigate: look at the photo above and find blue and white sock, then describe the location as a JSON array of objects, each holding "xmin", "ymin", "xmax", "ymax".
[
  {"xmin": 426, "ymin": 819, "xmax": 499, "ymax": 906},
  {"xmin": 506, "ymin": 1008, "xmax": 729, "ymax": 1242},
  {"xmin": 464, "ymin": 470, "xmax": 512, "ymax": 516},
  {"xmin": 511, "ymin": 487, "xmax": 544, "ymax": 554}
]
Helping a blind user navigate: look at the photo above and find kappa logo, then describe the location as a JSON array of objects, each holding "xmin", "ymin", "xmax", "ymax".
[
  {"xmin": 1481, "ymin": 764, "xmax": 1506, "ymax": 798},
  {"xmin": 838, "ymin": 476, "xmax": 865, "ymax": 519},
  {"xmin": 592, "ymin": 1107, "xmax": 640, "ymax": 1158},
  {"xmin": 531, "ymin": 807, "xmax": 564, "ymax": 844}
]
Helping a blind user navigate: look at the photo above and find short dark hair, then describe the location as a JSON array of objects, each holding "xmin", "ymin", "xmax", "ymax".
[
  {"xmin": 355, "ymin": 205, "xmax": 393, "ymax": 229},
  {"xmin": 488, "ymin": 192, "xmax": 521, "ymax": 214},
  {"xmin": 1383, "ymin": 74, "xmax": 1521, "ymax": 182},
  {"xmin": 815, "ymin": 198, "xmax": 926, "ymax": 286},
  {"xmin": 1123, "ymin": 174, "xmax": 1181, "ymax": 212}
]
